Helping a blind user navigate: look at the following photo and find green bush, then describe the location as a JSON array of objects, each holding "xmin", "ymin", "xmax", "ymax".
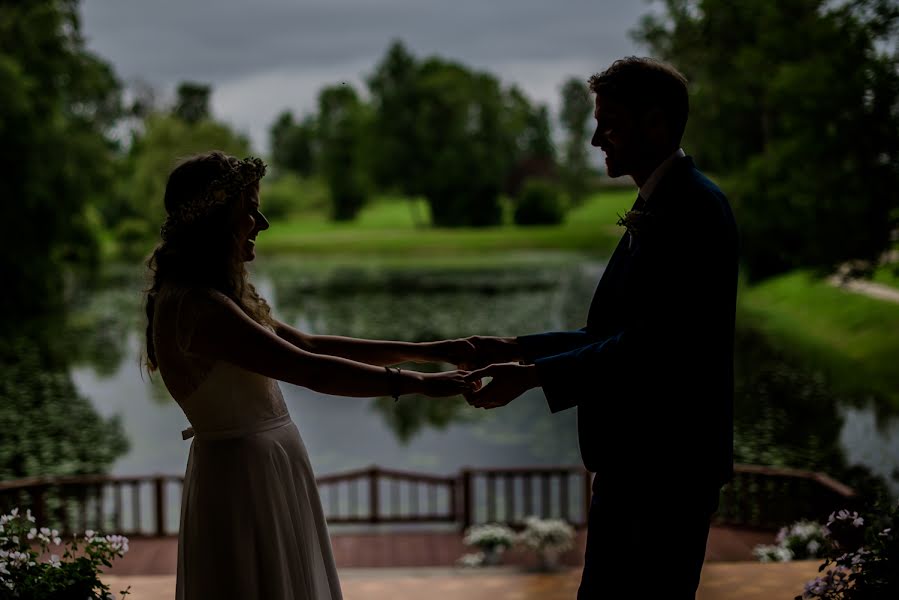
[
  {"xmin": 514, "ymin": 179, "xmax": 565, "ymax": 226},
  {"xmin": 262, "ymin": 173, "xmax": 330, "ymax": 220},
  {"xmin": 114, "ymin": 218, "xmax": 154, "ymax": 262}
]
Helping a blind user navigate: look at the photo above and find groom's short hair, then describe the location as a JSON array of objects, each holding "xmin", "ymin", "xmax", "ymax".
[{"xmin": 589, "ymin": 57, "xmax": 689, "ymax": 145}]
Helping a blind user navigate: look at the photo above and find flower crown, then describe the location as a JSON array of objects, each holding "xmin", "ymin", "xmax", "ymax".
[{"xmin": 161, "ymin": 156, "xmax": 267, "ymax": 241}]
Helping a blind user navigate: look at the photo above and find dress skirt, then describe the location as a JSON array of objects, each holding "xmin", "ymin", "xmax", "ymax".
[{"xmin": 175, "ymin": 413, "xmax": 343, "ymax": 600}]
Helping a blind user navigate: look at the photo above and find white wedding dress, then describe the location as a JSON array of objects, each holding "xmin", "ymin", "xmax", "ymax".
[{"xmin": 153, "ymin": 286, "xmax": 342, "ymax": 600}]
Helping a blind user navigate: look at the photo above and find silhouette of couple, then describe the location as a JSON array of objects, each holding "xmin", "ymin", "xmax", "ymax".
[{"xmin": 145, "ymin": 57, "xmax": 738, "ymax": 600}]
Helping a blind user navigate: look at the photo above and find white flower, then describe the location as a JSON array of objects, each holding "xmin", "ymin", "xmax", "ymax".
[
  {"xmin": 456, "ymin": 552, "xmax": 485, "ymax": 567},
  {"xmin": 463, "ymin": 524, "xmax": 515, "ymax": 549},
  {"xmin": 516, "ymin": 516, "xmax": 575, "ymax": 552},
  {"xmin": 10, "ymin": 509, "xmax": 19, "ymax": 518},
  {"xmin": 774, "ymin": 546, "xmax": 794, "ymax": 562},
  {"xmin": 26, "ymin": 529, "xmax": 36, "ymax": 540},
  {"xmin": 84, "ymin": 529, "xmax": 95, "ymax": 540},
  {"xmin": 25, "ymin": 510, "xmax": 35, "ymax": 523},
  {"xmin": 48, "ymin": 554, "xmax": 61, "ymax": 568},
  {"xmin": 104, "ymin": 534, "xmax": 130, "ymax": 555},
  {"xmin": 754, "ymin": 543, "xmax": 795, "ymax": 563},
  {"xmin": 824, "ymin": 509, "xmax": 865, "ymax": 536},
  {"xmin": 775, "ymin": 526, "xmax": 788, "ymax": 544},
  {"xmin": 878, "ymin": 527, "xmax": 892, "ymax": 538},
  {"xmin": 806, "ymin": 540, "xmax": 820, "ymax": 555}
]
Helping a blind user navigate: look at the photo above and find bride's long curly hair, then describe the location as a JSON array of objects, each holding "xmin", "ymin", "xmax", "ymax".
[{"xmin": 144, "ymin": 151, "xmax": 274, "ymax": 372}]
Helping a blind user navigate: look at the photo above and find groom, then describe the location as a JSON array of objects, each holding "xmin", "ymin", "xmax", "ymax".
[{"xmin": 459, "ymin": 57, "xmax": 738, "ymax": 599}]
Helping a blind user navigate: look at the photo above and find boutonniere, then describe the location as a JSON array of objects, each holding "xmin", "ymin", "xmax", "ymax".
[{"xmin": 616, "ymin": 209, "xmax": 652, "ymax": 250}]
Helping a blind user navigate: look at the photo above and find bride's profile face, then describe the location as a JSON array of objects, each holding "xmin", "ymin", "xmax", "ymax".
[{"xmin": 235, "ymin": 185, "xmax": 269, "ymax": 262}]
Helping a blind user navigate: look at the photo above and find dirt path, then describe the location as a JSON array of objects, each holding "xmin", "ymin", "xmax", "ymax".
[{"xmin": 827, "ymin": 276, "xmax": 899, "ymax": 304}]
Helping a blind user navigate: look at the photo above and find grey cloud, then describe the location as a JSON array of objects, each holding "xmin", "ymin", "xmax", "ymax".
[
  {"xmin": 80, "ymin": 0, "xmax": 658, "ymax": 151},
  {"xmin": 82, "ymin": 0, "xmax": 653, "ymax": 84}
]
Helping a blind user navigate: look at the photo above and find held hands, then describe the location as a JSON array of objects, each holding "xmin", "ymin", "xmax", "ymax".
[
  {"xmin": 409, "ymin": 363, "xmax": 536, "ymax": 407},
  {"xmin": 416, "ymin": 369, "xmax": 481, "ymax": 398},
  {"xmin": 429, "ymin": 335, "xmax": 522, "ymax": 370},
  {"xmin": 408, "ymin": 336, "xmax": 535, "ymax": 406},
  {"xmin": 462, "ymin": 362, "xmax": 540, "ymax": 409}
]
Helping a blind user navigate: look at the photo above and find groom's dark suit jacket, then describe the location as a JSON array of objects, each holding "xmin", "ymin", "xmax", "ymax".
[{"xmin": 518, "ymin": 156, "xmax": 738, "ymax": 491}]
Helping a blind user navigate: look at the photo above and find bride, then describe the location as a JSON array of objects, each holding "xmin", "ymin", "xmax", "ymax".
[{"xmin": 143, "ymin": 151, "xmax": 474, "ymax": 599}]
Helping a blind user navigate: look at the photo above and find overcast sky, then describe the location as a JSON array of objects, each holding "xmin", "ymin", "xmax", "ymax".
[{"xmin": 80, "ymin": 0, "xmax": 661, "ymax": 154}]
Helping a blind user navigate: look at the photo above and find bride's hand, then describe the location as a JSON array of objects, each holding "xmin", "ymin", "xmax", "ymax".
[
  {"xmin": 421, "ymin": 338, "xmax": 477, "ymax": 367},
  {"xmin": 417, "ymin": 370, "xmax": 478, "ymax": 398}
]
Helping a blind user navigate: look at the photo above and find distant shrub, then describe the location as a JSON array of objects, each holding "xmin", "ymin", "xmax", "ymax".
[
  {"xmin": 114, "ymin": 218, "xmax": 153, "ymax": 261},
  {"xmin": 514, "ymin": 179, "xmax": 565, "ymax": 226},
  {"xmin": 262, "ymin": 173, "xmax": 330, "ymax": 220}
]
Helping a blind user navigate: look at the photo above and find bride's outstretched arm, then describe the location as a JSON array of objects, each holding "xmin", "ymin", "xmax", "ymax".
[
  {"xmin": 181, "ymin": 291, "xmax": 471, "ymax": 398},
  {"xmin": 272, "ymin": 319, "xmax": 473, "ymax": 367}
]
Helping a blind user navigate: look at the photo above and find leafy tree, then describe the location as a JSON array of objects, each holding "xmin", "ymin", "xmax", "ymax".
[
  {"xmin": 173, "ymin": 81, "xmax": 211, "ymax": 125},
  {"xmin": 0, "ymin": 0, "xmax": 122, "ymax": 321},
  {"xmin": 367, "ymin": 40, "xmax": 431, "ymax": 226},
  {"xmin": 403, "ymin": 58, "xmax": 510, "ymax": 227},
  {"xmin": 123, "ymin": 112, "xmax": 251, "ymax": 247},
  {"xmin": 317, "ymin": 84, "xmax": 370, "ymax": 221},
  {"xmin": 269, "ymin": 111, "xmax": 317, "ymax": 177},
  {"xmin": 368, "ymin": 44, "xmax": 543, "ymax": 227},
  {"xmin": 504, "ymin": 87, "xmax": 557, "ymax": 198},
  {"xmin": 367, "ymin": 40, "xmax": 423, "ymax": 193},
  {"xmin": 635, "ymin": 0, "xmax": 899, "ymax": 279},
  {"xmin": 514, "ymin": 179, "xmax": 565, "ymax": 226},
  {"xmin": 558, "ymin": 77, "xmax": 594, "ymax": 205}
]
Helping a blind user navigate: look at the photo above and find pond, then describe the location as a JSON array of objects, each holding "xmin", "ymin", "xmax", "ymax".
[{"xmin": 63, "ymin": 253, "xmax": 899, "ymax": 496}]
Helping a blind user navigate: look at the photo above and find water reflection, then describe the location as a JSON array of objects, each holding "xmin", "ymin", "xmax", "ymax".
[{"xmin": 1, "ymin": 332, "xmax": 129, "ymax": 480}]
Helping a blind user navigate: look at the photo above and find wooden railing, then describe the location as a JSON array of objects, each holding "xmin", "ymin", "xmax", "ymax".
[
  {"xmin": 0, "ymin": 464, "xmax": 856, "ymax": 537},
  {"xmin": 316, "ymin": 466, "xmax": 458, "ymax": 525},
  {"xmin": 0, "ymin": 474, "xmax": 183, "ymax": 538},
  {"xmin": 459, "ymin": 467, "xmax": 592, "ymax": 529},
  {"xmin": 717, "ymin": 464, "xmax": 858, "ymax": 529}
]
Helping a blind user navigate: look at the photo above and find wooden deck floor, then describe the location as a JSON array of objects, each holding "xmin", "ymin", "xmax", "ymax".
[
  {"xmin": 104, "ymin": 525, "xmax": 776, "ymax": 576},
  {"xmin": 103, "ymin": 561, "xmax": 824, "ymax": 600}
]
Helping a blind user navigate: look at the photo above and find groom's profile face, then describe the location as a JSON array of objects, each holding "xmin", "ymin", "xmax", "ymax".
[{"xmin": 591, "ymin": 94, "xmax": 639, "ymax": 179}]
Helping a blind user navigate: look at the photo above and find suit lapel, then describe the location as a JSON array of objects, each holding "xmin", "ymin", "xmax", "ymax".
[{"xmin": 584, "ymin": 157, "xmax": 696, "ymax": 333}]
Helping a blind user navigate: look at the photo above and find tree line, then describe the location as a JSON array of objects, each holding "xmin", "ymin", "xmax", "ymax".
[
  {"xmin": 268, "ymin": 41, "xmax": 594, "ymax": 226},
  {"xmin": 5, "ymin": 1, "xmax": 897, "ymax": 322}
]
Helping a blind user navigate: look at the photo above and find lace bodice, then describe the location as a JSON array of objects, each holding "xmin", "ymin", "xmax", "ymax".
[{"xmin": 152, "ymin": 285, "xmax": 289, "ymax": 435}]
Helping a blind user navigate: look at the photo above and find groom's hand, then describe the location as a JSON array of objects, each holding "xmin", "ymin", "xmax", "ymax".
[{"xmin": 463, "ymin": 363, "xmax": 539, "ymax": 409}]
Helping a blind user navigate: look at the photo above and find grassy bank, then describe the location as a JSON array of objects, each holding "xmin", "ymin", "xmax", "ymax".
[
  {"xmin": 738, "ymin": 271, "xmax": 899, "ymax": 409},
  {"xmin": 256, "ymin": 188, "xmax": 636, "ymax": 257}
]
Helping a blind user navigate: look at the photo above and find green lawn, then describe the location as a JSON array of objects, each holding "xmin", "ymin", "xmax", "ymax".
[
  {"xmin": 872, "ymin": 262, "xmax": 899, "ymax": 289},
  {"xmin": 738, "ymin": 271, "xmax": 899, "ymax": 408},
  {"xmin": 256, "ymin": 188, "xmax": 636, "ymax": 258}
]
